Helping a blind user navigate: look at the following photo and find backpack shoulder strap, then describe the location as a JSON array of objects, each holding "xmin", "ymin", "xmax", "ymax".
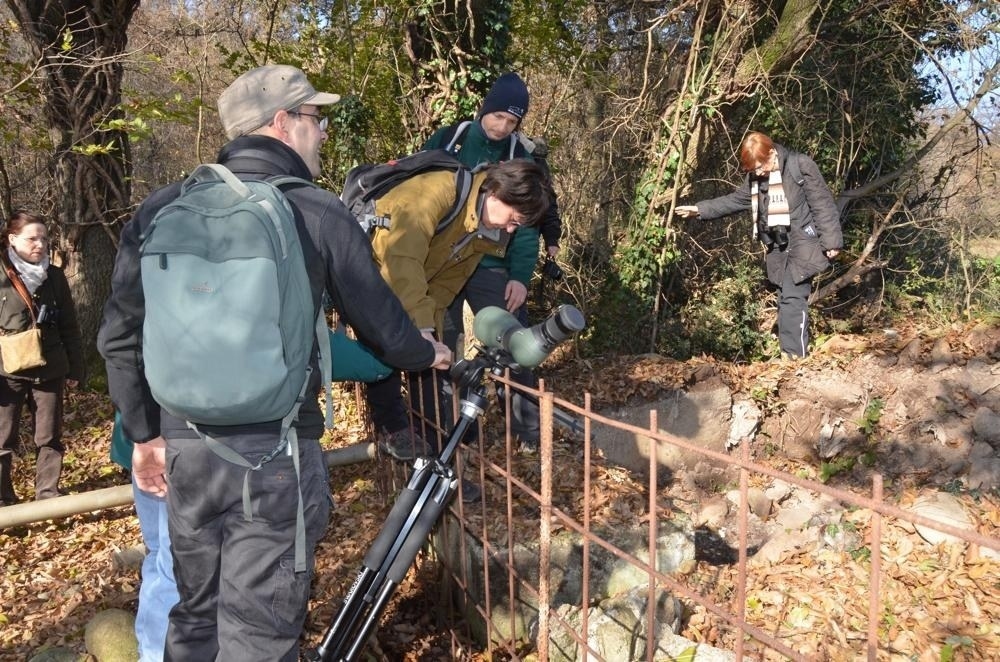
[
  {"xmin": 444, "ymin": 121, "xmax": 473, "ymax": 153},
  {"xmin": 435, "ymin": 168, "xmax": 474, "ymax": 235},
  {"xmin": 265, "ymin": 174, "xmax": 334, "ymax": 430},
  {"xmin": 266, "ymin": 175, "xmax": 318, "ymax": 191}
]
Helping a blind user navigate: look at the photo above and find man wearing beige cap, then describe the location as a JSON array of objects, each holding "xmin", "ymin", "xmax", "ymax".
[{"xmin": 99, "ymin": 64, "xmax": 451, "ymax": 661}]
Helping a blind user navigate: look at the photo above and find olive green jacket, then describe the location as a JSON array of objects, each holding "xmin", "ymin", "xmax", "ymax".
[
  {"xmin": 423, "ymin": 121, "xmax": 543, "ymax": 285},
  {"xmin": 371, "ymin": 169, "xmax": 510, "ymax": 332}
]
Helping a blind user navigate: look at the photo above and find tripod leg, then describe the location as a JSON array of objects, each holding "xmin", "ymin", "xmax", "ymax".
[
  {"xmin": 308, "ymin": 401, "xmax": 484, "ymax": 662},
  {"xmin": 310, "ymin": 461, "xmax": 437, "ymax": 661},
  {"xmin": 342, "ymin": 476, "xmax": 455, "ymax": 662}
]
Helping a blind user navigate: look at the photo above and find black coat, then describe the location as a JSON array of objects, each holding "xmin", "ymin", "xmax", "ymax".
[
  {"xmin": 0, "ymin": 263, "xmax": 84, "ymax": 382},
  {"xmin": 696, "ymin": 144, "xmax": 842, "ymax": 286},
  {"xmin": 98, "ymin": 136, "xmax": 435, "ymax": 443}
]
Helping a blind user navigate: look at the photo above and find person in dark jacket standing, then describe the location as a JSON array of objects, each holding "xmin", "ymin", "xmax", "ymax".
[
  {"xmin": 676, "ymin": 131, "xmax": 842, "ymax": 358},
  {"xmin": 98, "ymin": 65, "xmax": 451, "ymax": 661},
  {"xmin": 0, "ymin": 211, "xmax": 84, "ymax": 505}
]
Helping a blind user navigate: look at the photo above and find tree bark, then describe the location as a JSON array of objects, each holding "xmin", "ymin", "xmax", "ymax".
[{"xmin": 5, "ymin": 0, "xmax": 141, "ymax": 375}]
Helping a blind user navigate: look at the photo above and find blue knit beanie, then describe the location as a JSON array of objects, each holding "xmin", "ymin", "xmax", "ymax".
[{"xmin": 478, "ymin": 72, "xmax": 529, "ymax": 121}]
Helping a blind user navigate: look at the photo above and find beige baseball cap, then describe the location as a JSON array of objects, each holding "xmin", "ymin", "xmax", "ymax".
[{"xmin": 217, "ymin": 64, "xmax": 341, "ymax": 139}]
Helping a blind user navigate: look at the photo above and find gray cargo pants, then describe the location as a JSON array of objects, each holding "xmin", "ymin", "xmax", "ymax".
[{"xmin": 163, "ymin": 433, "xmax": 331, "ymax": 662}]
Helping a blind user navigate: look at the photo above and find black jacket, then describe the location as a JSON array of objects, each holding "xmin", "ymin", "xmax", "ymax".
[
  {"xmin": 0, "ymin": 263, "xmax": 84, "ymax": 383},
  {"xmin": 696, "ymin": 144, "xmax": 842, "ymax": 286},
  {"xmin": 98, "ymin": 136, "xmax": 435, "ymax": 443}
]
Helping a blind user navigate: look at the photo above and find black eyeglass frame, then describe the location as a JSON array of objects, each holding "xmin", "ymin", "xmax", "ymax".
[{"xmin": 287, "ymin": 110, "xmax": 328, "ymax": 131}]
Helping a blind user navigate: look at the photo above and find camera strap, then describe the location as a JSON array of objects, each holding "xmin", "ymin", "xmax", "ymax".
[{"xmin": 2, "ymin": 258, "xmax": 38, "ymax": 327}]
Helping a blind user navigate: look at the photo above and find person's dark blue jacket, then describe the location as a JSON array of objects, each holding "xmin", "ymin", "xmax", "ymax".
[{"xmin": 696, "ymin": 143, "xmax": 842, "ymax": 286}]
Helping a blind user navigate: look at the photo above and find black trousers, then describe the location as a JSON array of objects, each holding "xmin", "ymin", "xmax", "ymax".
[
  {"xmin": 365, "ymin": 367, "xmax": 451, "ymax": 451},
  {"xmin": 777, "ymin": 269, "xmax": 812, "ymax": 357},
  {"xmin": 444, "ymin": 266, "xmax": 540, "ymax": 442}
]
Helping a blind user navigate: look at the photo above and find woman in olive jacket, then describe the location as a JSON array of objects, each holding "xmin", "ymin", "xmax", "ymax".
[
  {"xmin": 0, "ymin": 211, "xmax": 84, "ymax": 504},
  {"xmin": 677, "ymin": 132, "xmax": 842, "ymax": 358}
]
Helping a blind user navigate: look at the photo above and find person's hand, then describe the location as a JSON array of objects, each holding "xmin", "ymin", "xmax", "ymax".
[
  {"xmin": 505, "ymin": 280, "xmax": 527, "ymax": 312},
  {"xmin": 421, "ymin": 330, "xmax": 453, "ymax": 369},
  {"xmin": 546, "ymin": 245, "xmax": 559, "ymax": 258},
  {"xmin": 65, "ymin": 379, "xmax": 78, "ymax": 390},
  {"xmin": 132, "ymin": 437, "xmax": 168, "ymax": 497},
  {"xmin": 430, "ymin": 342, "xmax": 453, "ymax": 369},
  {"xmin": 675, "ymin": 205, "xmax": 700, "ymax": 218},
  {"xmin": 825, "ymin": 249, "xmax": 840, "ymax": 259}
]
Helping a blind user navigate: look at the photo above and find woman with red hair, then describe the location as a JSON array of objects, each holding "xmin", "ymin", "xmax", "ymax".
[{"xmin": 677, "ymin": 132, "xmax": 842, "ymax": 358}]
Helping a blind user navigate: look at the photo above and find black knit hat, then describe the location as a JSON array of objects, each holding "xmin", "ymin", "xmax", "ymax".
[{"xmin": 478, "ymin": 72, "xmax": 529, "ymax": 121}]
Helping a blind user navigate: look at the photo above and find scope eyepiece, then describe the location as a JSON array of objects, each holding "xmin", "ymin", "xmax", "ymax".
[{"xmin": 472, "ymin": 304, "xmax": 585, "ymax": 369}]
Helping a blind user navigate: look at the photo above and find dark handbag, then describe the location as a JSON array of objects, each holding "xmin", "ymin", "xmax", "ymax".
[{"xmin": 0, "ymin": 261, "xmax": 46, "ymax": 373}]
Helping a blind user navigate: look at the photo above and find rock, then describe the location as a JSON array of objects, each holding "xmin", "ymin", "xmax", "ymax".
[
  {"xmin": 694, "ymin": 496, "xmax": 729, "ymax": 529},
  {"xmin": 726, "ymin": 398, "xmax": 761, "ymax": 449},
  {"xmin": 84, "ymin": 609, "xmax": 138, "ymax": 662},
  {"xmin": 27, "ymin": 648, "xmax": 79, "ymax": 662},
  {"xmin": 897, "ymin": 338, "xmax": 922, "ymax": 365},
  {"xmin": 752, "ymin": 531, "xmax": 808, "ymax": 566},
  {"xmin": 877, "ymin": 352, "xmax": 899, "ymax": 367},
  {"xmin": 817, "ymin": 415, "xmax": 849, "ymax": 458},
  {"xmin": 594, "ymin": 385, "xmax": 733, "ymax": 479},
  {"xmin": 964, "ymin": 322, "xmax": 1000, "ymax": 356},
  {"xmin": 967, "ymin": 456, "xmax": 1000, "ymax": 491},
  {"xmin": 928, "ymin": 337, "xmax": 954, "ymax": 372},
  {"xmin": 774, "ymin": 491, "xmax": 841, "ymax": 531},
  {"xmin": 438, "ymin": 519, "xmax": 697, "ymax": 646},
  {"xmin": 764, "ymin": 480, "xmax": 792, "ymax": 504},
  {"xmin": 956, "ymin": 359, "xmax": 1000, "ymax": 402},
  {"xmin": 111, "ymin": 545, "xmax": 147, "ymax": 573},
  {"xmin": 972, "ymin": 407, "xmax": 1000, "ymax": 446},
  {"xmin": 908, "ymin": 493, "xmax": 974, "ymax": 546},
  {"xmin": 540, "ymin": 588, "xmax": 733, "ymax": 661},
  {"xmin": 724, "ymin": 488, "xmax": 772, "ymax": 521},
  {"xmin": 748, "ymin": 489, "xmax": 772, "ymax": 520}
]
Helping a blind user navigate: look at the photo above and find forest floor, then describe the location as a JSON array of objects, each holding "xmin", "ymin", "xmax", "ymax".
[{"xmin": 1, "ymin": 319, "xmax": 998, "ymax": 661}]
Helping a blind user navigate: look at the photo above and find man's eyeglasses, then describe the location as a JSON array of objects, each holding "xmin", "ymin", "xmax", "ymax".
[{"xmin": 287, "ymin": 110, "xmax": 328, "ymax": 131}]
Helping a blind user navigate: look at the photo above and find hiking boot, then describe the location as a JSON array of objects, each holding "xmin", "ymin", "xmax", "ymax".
[{"xmin": 378, "ymin": 429, "xmax": 430, "ymax": 461}]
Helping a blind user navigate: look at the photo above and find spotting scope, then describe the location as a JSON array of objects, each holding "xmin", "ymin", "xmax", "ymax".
[{"xmin": 471, "ymin": 304, "xmax": 585, "ymax": 369}]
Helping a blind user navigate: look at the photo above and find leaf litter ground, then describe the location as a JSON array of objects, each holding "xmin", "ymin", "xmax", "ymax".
[{"xmin": 2, "ymin": 327, "xmax": 999, "ymax": 660}]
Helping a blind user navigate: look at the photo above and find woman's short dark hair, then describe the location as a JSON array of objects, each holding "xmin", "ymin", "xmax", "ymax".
[
  {"xmin": 480, "ymin": 160, "xmax": 553, "ymax": 226},
  {"xmin": 739, "ymin": 132, "xmax": 775, "ymax": 172},
  {"xmin": 3, "ymin": 211, "xmax": 46, "ymax": 248}
]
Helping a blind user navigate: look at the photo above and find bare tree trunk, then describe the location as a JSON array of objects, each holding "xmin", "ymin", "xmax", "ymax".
[{"xmin": 6, "ymin": 0, "xmax": 141, "ymax": 374}]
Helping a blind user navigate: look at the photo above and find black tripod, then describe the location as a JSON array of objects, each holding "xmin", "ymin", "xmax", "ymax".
[{"xmin": 306, "ymin": 348, "xmax": 505, "ymax": 662}]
